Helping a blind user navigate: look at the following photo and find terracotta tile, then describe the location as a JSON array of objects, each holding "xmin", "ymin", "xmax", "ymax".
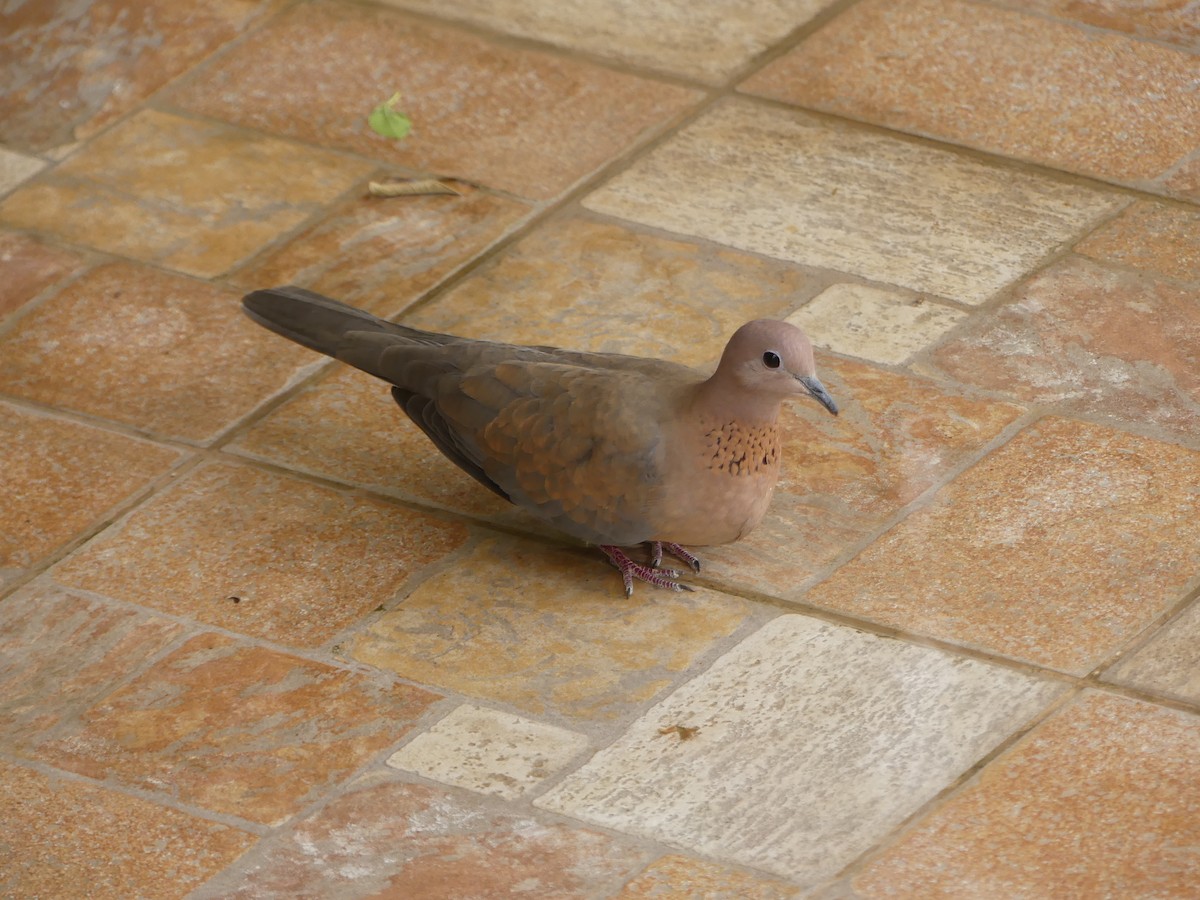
[
  {"xmin": 0, "ymin": 402, "xmax": 181, "ymax": 582},
  {"xmin": 0, "ymin": 585, "xmax": 182, "ymax": 754},
  {"xmin": 703, "ymin": 354, "xmax": 1024, "ymax": 598},
  {"xmin": 233, "ymin": 186, "xmax": 532, "ymax": 315},
  {"xmin": 615, "ymin": 856, "xmax": 802, "ymax": 899},
  {"xmin": 195, "ymin": 775, "xmax": 650, "ymax": 898},
  {"xmin": 378, "ymin": 0, "xmax": 839, "ymax": 83},
  {"xmin": 0, "ymin": 110, "xmax": 374, "ymax": 277},
  {"xmin": 38, "ymin": 633, "xmax": 441, "ymax": 825},
  {"xmin": 584, "ymin": 99, "xmax": 1121, "ymax": 304},
  {"xmin": 54, "ymin": 461, "xmax": 468, "ymax": 648},
  {"xmin": 743, "ymin": 0, "xmax": 1200, "ymax": 190},
  {"xmin": 1164, "ymin": 153, "xmax": 1200, "ymax": 202},
  {"xmin": 787, "ymin": 284, "xmax": 967, "ymax": 365},
  {"xmin": 386, "ymin": 703, "xmax": 589, "ymax": 799},
  {"xmin": 406, "ymin": 215, "xmax": 817, "ymax": 367},
  {"xmin": 852, "ymin": 692, "xmax": 1200, "ymax": 898},
  {"xmin": 1076, "ymin": 199, "xmax": 1200, "ymax": 283},
  {"xmin": 0, "ymin": 230, "xmax": 88, "ymax": 322},
  {"xmin": 537, "ymin": 615, "xmax": 1061, "ymax": 884},
  {"xmin": 169, "ymin": 1, "xmax": 701, "ymax": 199},
  {"xmin": 229, "ymin": 366, "xmax": 514, "ymax": 521},
  {"xmin": 0, "ymin": 146, "xmax": 45, "ymax": 192},
  {"xmin": 1103, "ymin": 600, "xmax": 1200, "ymax": 706},
  {"xmin": 0, "ymin": 0, "xmax": 283, "ymax": 155},
  {"xmin": 926, "ymin": 256, "xmax": 1200, "ymax": 440},
  {"xmin": 1013, "ymin": 0, "xmax": 1200, "ymax": 51},
  {"xmin": 0, "ymin": 262, "xmax": 322, "ymax": 443},
  {"xmin": 0, "ymin": 760, "xmax": 254, "ymax": 899},
  {"xmin": 349, "ymin": 534, "xmax": 756, "ymax": 722},
  {"xmin": 805, "ymin": 417, "xmax": 1200, "ymax": 674}
]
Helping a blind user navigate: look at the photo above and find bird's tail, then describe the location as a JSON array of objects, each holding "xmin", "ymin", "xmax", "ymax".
[{"xmin": 242, "ymin": 286, "xmax": 398, "ymax": 357}]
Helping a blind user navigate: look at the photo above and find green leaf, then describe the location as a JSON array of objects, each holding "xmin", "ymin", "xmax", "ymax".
[{"xmin": 368, "ymin": 92, "xmax": 412, "ymax": 140}]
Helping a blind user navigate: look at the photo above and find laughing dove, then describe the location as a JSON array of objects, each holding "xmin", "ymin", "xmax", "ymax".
[{"xmin": 243, "ymin": 287, "xmax": 838, "ymax": 595}]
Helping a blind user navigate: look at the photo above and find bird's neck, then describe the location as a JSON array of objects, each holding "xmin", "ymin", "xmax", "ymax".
[{"xmin": 691, "ymin": 373, "xmax": 783, "ymax": 428}]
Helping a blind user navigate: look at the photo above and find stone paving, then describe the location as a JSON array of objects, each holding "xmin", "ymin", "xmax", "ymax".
[{"xmin": 2, "ymin": 1, "xmax": 1199, "ymax": 896}]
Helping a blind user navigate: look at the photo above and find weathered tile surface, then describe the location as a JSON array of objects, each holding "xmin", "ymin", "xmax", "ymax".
[
  {"xmin": 1007, "ymin": 0, "xmax": 1200, "ymax": 52},
  {"xmin": 0, "ymin": 263, "xmax": 320, "ymax": 443},
  {"xmin": 615, "ymin": 855, "xmax": 802, "ymax": 899},
  {"xmin": 1075, "ymin": 199, "xmax": 1200, "ymax": 283},
  {"xmin": 852, "ymin": 692, "xmax": 1200, "ymax": 898},
  {"xmin": 0, "ymin": 0, "xmax": 282, "ymax": 155},
  {"xmin": 54, "ymin": 462, "xmax": 467, "ymax": 648},
  {"xmin": 0, "ymin": 110, "xmax": 374, "ymax": 277},
  {"xmin": 379, "ymin": 0, "xmax": 838, "ymax": 82},
  {"xmin": 537, "ymin": 614, "xmax": 1061, "ymax": 884},
  {"xmin": 196, "ymin": 774, "xmax": 651, "ymax": 898},
  {"xmin": 1104, "ymin": 600, "xmax": 1200, "ymax": 707},
  {"xmin": 0, "ymin": 586, "xmax": 182, "ymax": 754},
  {"xmin": 171, "ymin": 1, "xmax": 701, "ymax": 199},
  {"xmin": 745, "ymin": 0, "xmax": 1200, "ymax": 190},
  {"xmin": 805, "ymin": 418, "xmax": 1200, "ymax": 674},
  {"xmin": 37, "ymin": 633, "xmax": 441, "ymax": 825},
  {"xmin": 584, "ymin": 100, "xmax": 1121, "ymax": 304},
  {"xmin": 0, "ymin": 760, "xmax": 254, "ymax": 899},
  {"xmin": 350, "ymin": 534, "xmax": 756, "ymax": 722},
  {"xmin": 787, "ymin": 284, "xmax": 966, "ymax": 365},
  {"xmin": 0, "ymin": 403, "xmax": 181, "ymax": 582},
  {"xmin": 0, "ymin": 230, "xmax": 87, "ymax": 322},
  {"xmin": 926, "ymin": 256, "xmax": 1200, "ymax": 440},
  {"xmin": 233, "ymin": 187, "xmax": 532, "ymax": 315},
  {"xmin": 0, "ymin": 147, "xmax": 45, "ymax": 193},
  {"xmin": 387, "ymin": 704, "xmax": 589, "ymax": 799}
]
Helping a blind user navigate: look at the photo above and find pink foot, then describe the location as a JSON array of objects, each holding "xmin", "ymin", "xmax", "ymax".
[
  {"xmin": 600, "ymin": 545, "xmax": 695, "ymax": 597},
  {"xmin": 648, "ymin": 541, "xmax": 702, "ymax": 573}
]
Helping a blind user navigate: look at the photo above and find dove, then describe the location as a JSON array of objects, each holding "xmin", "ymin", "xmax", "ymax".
[{"xmin": 242, "ymin": 287, "xmax": 839, "ymax": 595}]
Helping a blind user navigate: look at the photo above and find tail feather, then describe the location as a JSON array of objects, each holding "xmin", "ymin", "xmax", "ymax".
[{"xmin": 242, "ymin": 286, "xmax": 397, "ymax": 357}]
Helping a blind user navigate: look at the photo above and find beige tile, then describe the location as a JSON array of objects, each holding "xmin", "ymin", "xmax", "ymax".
[
  {"xmin": 0, "ymin": 760, "xmax": 254, "ymax": 899},
  {"xmin": 0, "ymin": 262, "xmax": 320, "ymax": 443},
  {"xmin": 233, "ymin": 186, "xmax": 533, "ymax": 315},
  {"xmin": 0, "ymin": 147, "xmax": 45, "ymax": 192},
  {"xmin": 194, "ymin": 775, "xmax": 651, "ymax": 898},
  {"xmin": 852, "ymin": 692, "xmax": 1200, "ymax": 898},
  {"xmin": 54, "ymin": 461, "xmax": 468, "ymax": 649},
  {"xmin": 170, "ymin": 1, "xmax": 701, "ymax": 200},
  {"xmin": 378, "ymin": 0, "xmax": 839, "ymax": 83},
  {"xmin": 0, "ymin": 110, "xmax": 374, "ymax": 277},
  {"xmin": 584, "ymin": 99, "xmax": 1121, "ymax": 304},
  {"xmin": 0, "ymin": 229, "xmax": 88, "ymax": 322},
  {"xmin": 989, "ymin": 0, "xmax": 1200, "ymax": 54},
  {"xmin": 0, "ymin": 402, "xmax": 181, "ymax": 582},
  {"xmin": 1103, "ymin": 600, "xmax": 1200, "ymax": 706},
  {"xmin": 1076, "ymin": 199, "xmax": 1200, "ymax": 283},
  {"xmin": 805, "ymin": 417, "xmax": 1200, "ymax": 674},
  {"xmin": 386, "ymin": 703, "xmax": 589, "ymax": 799},
  {"xmin": 537, "ymin": 614, "xmax": 1061, "ymax": 885},
  {"xmin": 616, "ymin": 856, "xmax": 802, "ymax": 899},
  {"xmin": 787, "ymin": 284, "xmax": 966, "ymax": 365},
  {"xmin": 38, "ymin": 633, "xmax": 442, "ymax": 826},
  {"xmin": 349, "ymin": 534, "xmax": 756, "ymax": 722},
  {"xmin": 744, "ymin": 0, "xmax": 1200, "ymax": 190}
]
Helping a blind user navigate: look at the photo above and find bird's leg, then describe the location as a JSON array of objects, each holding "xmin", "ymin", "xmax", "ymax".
[
  {"xmin": 600, "ymin": 545, "xmax": 694, "ymax": 597},
  {"xmin": 648, "ymin": 541, "xmax": 702, "ymax": 573}
]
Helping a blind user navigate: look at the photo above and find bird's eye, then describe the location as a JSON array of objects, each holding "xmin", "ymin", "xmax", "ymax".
[{"xmin": 762, "ymin": 351, "xmax": 781, "ymax": 369}]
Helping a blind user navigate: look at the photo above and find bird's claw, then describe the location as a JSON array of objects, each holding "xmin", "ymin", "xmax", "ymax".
[{"xmin": 601, "ymin": 544, "xmax": 700, "ymax": 596}]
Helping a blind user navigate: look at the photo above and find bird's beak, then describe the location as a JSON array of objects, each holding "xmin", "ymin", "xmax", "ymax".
[{"xmin": 798, "ymin": 375, "xmax": 839, "ymax": 416}]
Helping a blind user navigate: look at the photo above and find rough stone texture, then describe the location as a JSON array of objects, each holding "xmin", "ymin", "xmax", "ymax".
[
  {"xmin": 378, "ymin": 0, "xmax": 839, "ymax": 82},
  {"xmin": 193, "ymin": 775, "xmax": 652, "ymax": 899},
  {"xmin": 745, "ymin": 0, "xmax": 1200, "ymax": 191},
  {"xmin": 805, "ymin": 417, "xmax": 1200, "ymax": 674},
  {"xmin": 852, "ymin": 692, "xmax": 1200, "ymax": 898},
  {"xmin": 0, "ymin": 402, "xmax": 181, "ymax": 582},
  {"xmin": 1103, "ymin": 600, "xmax": 1200, "ymax": 706},
  {"xmin": 614, "ymin": 856, "xmax": 802, "ymax": 898},
  {"xmin": 990, "ymin": 0, "xmax": 1200, "ymax": 53},
  {"xmin": 170, "ymin": 1, "xmax": 702, "ymax": 199},
  {"xmin": 0, "ymin": 760, "xmax": 254, "ymax": 899},
  {"xmin": 0, "ymin": 230, "xmax": 87, "ymax": 322},
  {"xmin": 386, "ymin": 704, "xmax": 590, "ymax": 799},
  {"xmin": 0, "ymin": 110, "xmax": 374, "ymax": 277},
  {"xmin": 0, "ymin": 147, "xmax": 45, "ymax": 193},
  {"xmin": 584, "ymin": 100, "xmax": 1121, "ymax": 304},
  {"xmin": 537, "ymin": 614, "xmax": 1061, "ymax": 885},
  {"xmin": 53, "ymin": 462, "xmax": 468, "ymax": 648},
  {"xmin": 36, "ymin": 633, "xmax": 441, "ymax": 825},
  {"xmin": 1075, "ymin": 199, "xmax": 1200, "ymax": 284}
]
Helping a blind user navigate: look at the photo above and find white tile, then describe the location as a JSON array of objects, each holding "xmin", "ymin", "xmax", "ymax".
[
  {"xmin": 387, "ymin": 704, "xmax": 590, "ymax": 799},
  {"xmin": 536, "ymin": 614, "xmax": 1062, "ymax": 885},
  {"xmin": 1102, "ymin": 600, "xmax": 1200, "ymax": 706},
  {"xmin": 788, "ymin": 283, "xmax": 966, "ymax": 364},
  {"xmin": 0, "ymin": 147, "xmax": 45, "ymax": 194},
  {"xmin": 585, "ymin": 100, "xmax": 1123, "ymax": 304}
]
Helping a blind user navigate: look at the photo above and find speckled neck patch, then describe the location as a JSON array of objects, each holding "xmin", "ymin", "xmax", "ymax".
[{"xmin": 704, "ymin": 421, "xmax": 781, "ymax": 476}]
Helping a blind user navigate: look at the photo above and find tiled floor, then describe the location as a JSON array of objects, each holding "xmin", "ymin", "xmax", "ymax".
[{"xmin": 1, "ymin": 1, "xmax": 1198, "ymax": 897}]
